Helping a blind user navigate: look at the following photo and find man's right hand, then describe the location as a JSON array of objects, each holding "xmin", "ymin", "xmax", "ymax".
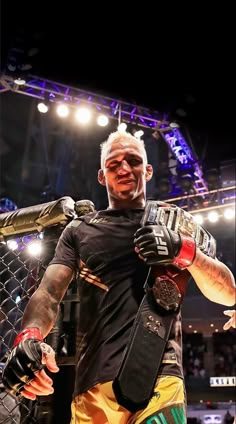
[{"xmin": 2, "ymin": 336, "xmax": 59, "ymax": 400}]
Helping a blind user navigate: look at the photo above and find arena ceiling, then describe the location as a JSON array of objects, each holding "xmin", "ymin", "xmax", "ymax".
[{"xmin": 1, "ymin": 4, "xmax": 235, "ymax": 210}]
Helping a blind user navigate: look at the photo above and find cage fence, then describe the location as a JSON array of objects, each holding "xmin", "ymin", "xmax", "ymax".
[{"xmin": 0, "ymin": 197, "xmax": 87, "ymax": 423}]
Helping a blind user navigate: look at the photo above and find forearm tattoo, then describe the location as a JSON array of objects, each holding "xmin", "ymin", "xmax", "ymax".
[
  {"xmin": 22, "ymin": 265, "xmax": 73, "ymax": 336},
  {"xmin": 191, "ymin": 252, "xmax": 235, "ymax": 303},
  {"xmin": 194, "ymin": 254, "xmax": 229, "ymax": 288}
]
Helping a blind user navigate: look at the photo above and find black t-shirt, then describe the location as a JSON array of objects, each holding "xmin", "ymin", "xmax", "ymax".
[{"xmin": 50, "ymin": 209, "xmax": 188, "ymax": 396}]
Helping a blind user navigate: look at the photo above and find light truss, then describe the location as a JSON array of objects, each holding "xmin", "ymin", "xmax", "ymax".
[
  {"xmin": 0, "ymin": 73, "xmax": 169, "ymax": 128},
  {"xmin": 164, "ymin": 185, "xmax": 236, "ymax": 213},
  {"xmin": 0, "ymin": 73, "xmax": 208, "ymax": 194}
]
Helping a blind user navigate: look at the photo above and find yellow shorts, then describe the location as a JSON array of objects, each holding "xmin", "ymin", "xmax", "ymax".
[{"xmin": 71, "ymin": 375, "xmax": 186, "ymax": 424}]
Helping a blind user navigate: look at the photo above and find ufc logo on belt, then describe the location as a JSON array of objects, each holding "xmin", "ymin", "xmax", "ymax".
[{"xmin": 153, "ymin": 228, "xmax": 169, "ymax": 255}]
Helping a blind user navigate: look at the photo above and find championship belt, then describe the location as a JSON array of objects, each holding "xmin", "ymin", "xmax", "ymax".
[
  {"xmin": 113, "ymin": 270, "xmax": 182, "ymax": 412},
  {"xmin": 113, "ymin": 201, "xmax": 217, "ymax": 412},
  {"xmin": 113, "ymin": 279, "xmax": 175, "ymax": 412},
  {"xmin": 141, "ymin": 200, "xmax": 216, "ymax": 258}
]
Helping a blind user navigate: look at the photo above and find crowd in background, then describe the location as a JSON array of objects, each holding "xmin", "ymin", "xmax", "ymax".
[{"xmin": 183, "ymin": 331, "xmax": 236, "ymax": 379}]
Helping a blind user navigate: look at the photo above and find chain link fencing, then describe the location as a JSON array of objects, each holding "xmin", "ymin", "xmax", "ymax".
[{"xmin": 0, "ymin": 197, "xmax": 90, "ymax": 423}]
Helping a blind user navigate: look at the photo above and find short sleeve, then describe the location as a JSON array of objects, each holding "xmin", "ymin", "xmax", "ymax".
[{"xmin": 49, "ymin": 224, "xmax": 79, "ymax": 272}]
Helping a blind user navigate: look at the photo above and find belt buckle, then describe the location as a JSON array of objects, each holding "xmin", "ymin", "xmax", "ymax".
[{"xmin": 152, "ymin": 275, "xmax": 182, "ymax": 311}]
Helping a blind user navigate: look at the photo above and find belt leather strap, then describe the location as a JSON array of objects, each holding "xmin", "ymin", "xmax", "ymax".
[{"xmin": 113, "ymin": 270, "xmax": 179, "ymax": 412}]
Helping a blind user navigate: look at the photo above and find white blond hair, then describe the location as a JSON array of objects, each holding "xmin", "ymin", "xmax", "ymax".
[{"xmin": 100, "ymin": 130, "xmax": 147, "ymax": 168}]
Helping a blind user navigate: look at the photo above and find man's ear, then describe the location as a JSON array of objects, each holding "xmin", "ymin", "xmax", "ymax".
[
  {"xmin": 146, "ymin": 164, "xmax": 153, "ymax": 181},
  {"xmin": 98, "ymin": 169, "xmax": 106, "ymax": 186}
]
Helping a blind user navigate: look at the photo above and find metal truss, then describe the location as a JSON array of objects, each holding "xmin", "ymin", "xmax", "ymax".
[
  {"xmin": 0, "ymin": 73, "xmax": 209, "ymax": 194},
  {"xmin": 164, "ymin": 185, "xmax": 236, "ymax": 213},
  {"xmin": 0, "ymin": 73, "xmax": 168, "ymax": 128}
]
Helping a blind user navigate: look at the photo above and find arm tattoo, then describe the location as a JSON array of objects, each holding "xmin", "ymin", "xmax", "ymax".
[
  {"xmin": 22, "ymin": 264, "xmax": 74, "ymax": 336},
  {"xmin": 194, "ymin": 254, "xmax": 230, "ymax": 289},
  {"xmin": 189, "ymin": 251, "xmax": 236, "ymax": 304}
]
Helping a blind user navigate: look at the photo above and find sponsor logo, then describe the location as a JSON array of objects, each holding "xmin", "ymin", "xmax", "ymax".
[
  {"xmin": 142, "ymin": 405, "xmax": 186, "ymax": 424},
  {"xmin": 80, "ymin": 267, "xmax": 109, "ymax": 291},
  {"xmin": 153, "ymin": 228, "xmax": 169, "ymax": 255}
]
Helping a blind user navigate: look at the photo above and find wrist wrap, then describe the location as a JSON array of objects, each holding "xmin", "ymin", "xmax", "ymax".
[
  {"xmin": 14, "ymin": 328, "xmax": 44, "ymax": 347},
  {"xmin": 173, "ymin": 235, "xmax": 196, "ymax": 269}
]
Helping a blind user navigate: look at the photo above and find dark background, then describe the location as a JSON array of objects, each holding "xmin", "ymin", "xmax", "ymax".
[{"xmin": 1, "ymin": 1, "xmax": 235, "ymax": 163}]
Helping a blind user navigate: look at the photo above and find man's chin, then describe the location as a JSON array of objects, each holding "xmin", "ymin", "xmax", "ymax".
[{"xmin": 118, "ymin": 189, "xmax": 135, "ymax": 198}]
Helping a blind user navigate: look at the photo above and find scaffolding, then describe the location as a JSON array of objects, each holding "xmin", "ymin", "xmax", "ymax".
[{"xmin": 0, "ymin": 73, "xmax": 209, "ymax": 196}]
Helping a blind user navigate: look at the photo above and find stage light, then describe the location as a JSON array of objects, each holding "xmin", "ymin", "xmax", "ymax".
[
  {"xmin": 56, "ymin": 104, "xmax": 69, "ymax": 118},
  {"xmin": 6, "ymin": 240, "xmax": 18, "ymax": 251},
  {"xmin": 27, "ymin": 241, "xmax": 43, "ymax": 257},
  {"xmin": 75, "ymin": 107, "xmax": 91, "ymax": 124},
  {"xmin": 208, "ymin": 211, "xmax": 219, "ymax": 223},
  {"xmin": 97, "ymin": 114, "xmax": 109, "ymax": 127},
  {"xmin": 169, "ymin": 122, "xmax": 180, "ymax": 128},
  {"xmin": 14, "ymin": 77, "xmax": 26, "ymax": 85},
  {"xmin": 37, "ymin": 102, "xmax": 49, "ymax": 113},
  {"xmin": 224, "ymin": 208, "xmax": 235, "ymax": 220}
]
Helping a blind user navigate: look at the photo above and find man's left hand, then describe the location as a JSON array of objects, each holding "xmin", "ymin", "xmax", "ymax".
[{"xmin": 134, "ymin": 225, "xmax": 196, "ymax": 269}]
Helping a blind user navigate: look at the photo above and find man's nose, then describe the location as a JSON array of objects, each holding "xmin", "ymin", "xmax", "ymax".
[{"xmin": 118, "ymin": 160, "xmax": 131, "ymax": 173}]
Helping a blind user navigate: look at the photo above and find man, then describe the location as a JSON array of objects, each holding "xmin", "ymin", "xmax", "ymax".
[{"xmin": 2, "ymin": 131, "xmax": 235, "ymax": 423}]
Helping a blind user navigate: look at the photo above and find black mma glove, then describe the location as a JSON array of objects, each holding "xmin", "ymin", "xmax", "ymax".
[
  {"xmin": 134, "ymin": 224, "xmax": 196, "ymax": 269},
  {"xmin": 2, "ymin": 328, "xmax": 45, "ymax": 396}
]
